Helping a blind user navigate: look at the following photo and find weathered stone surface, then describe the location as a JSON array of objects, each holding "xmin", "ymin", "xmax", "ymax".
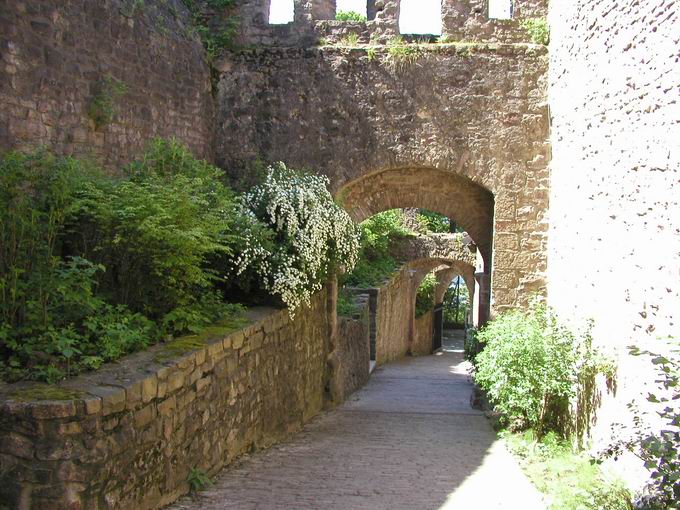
[
  {"xmin": 0, "ymin": 0, "xmax": 214, "ymax": 168},
  {"xmin": 215, "ymin": 42, "xmax": 549, "ymax": 313},
  {"xmin": 0, "ymin": 291, "xmax": 332, "ymax": 510}
]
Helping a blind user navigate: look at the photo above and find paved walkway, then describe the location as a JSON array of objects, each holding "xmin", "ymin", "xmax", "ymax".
[{"xmin": 170, "ymin": 333, "xmax": 544, "ymax": 510}]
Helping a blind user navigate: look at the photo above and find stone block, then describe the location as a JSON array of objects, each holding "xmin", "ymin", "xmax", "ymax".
[{"xmin": 141, "ymin": 375, "xmax": 158, "ymax": 404}]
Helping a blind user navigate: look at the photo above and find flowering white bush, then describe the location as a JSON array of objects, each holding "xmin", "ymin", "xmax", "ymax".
[{"xmin": 234, "ymin": 163, "xmax": 359, "ymax": 316}]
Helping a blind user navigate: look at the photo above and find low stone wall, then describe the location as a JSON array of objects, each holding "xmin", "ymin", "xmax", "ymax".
[
  {"xmin": 333, "ymin": 306, "xmax": 371, "ymax": 402},
  {"xmin": 412, "ymin": 311, "xmax": 434, "ymax": 356},
  {"xmin": 0, "ymin": 293, "xmax": 330, "ymax": 509},
  {"xmin": 375, "ymin": 270, "xmax": 414, "ymax": 365}
]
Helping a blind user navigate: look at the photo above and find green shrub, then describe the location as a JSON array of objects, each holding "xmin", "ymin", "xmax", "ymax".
[
  {"xmin": 72, "ymin": 139, "xmax": 241, "ymax": 329},
  {"xmin": 337, "ymin": 289, "xmax": 359, "ymax": 317},
  {"xmin": 599, "ymin": 344, "xmax": 679, "ymax": 508},
  {"xmin": 473, "ymin": 301, "xmax": 615, "ymax": 439},
  {"xmin": 87, "ymin": 76, "xmax": 127, "ymax": 129},
  {"xmin": 234, "ymin": 163, "xmax": 359, "ymax": 316},
  {"xmin": 0, "ymin": 142, "xmax": 246, "ymax": 382},
  {"xmin": 416, "ymin": 208, "xmax": 450, "ymax": 233},
  {"xmin": 521, "ymin": 18, "xmax": 550, "ymax": 45},
  {"xmin": 335, "ymin": 10, "xmax": 367, "ymax": 22},
  {"xmin": 415, "ymin": 273, "xmax": 436, "ymax": 318},
  {"xmin": 342, "ymin": 209, "xmax": 412, "ymax": 288},
  {"xmin": 187, "ymin": 467, "xmax": 213, "ymax": 493}
]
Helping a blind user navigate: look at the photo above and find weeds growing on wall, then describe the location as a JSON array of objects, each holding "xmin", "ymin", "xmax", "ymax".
[
  {"xmin": 87, "ymin": 76, "xmax": 127, "ymax": 129},
  {"xmin": 338, "ymin": 33, "xmax": 360, "ymax": 46},
  {"xmin": 336, "ymin": 11, "xmax": 367, "ymax": 22},
  {"xmin": 0, "ymin": 141, "xmax": 351, "ymax": 383},
  {"xmin": 385, "ymin": 37, "xmax": 422, "ymax": 71},
  {"xmin": 472, "ymin": 300, "xmax": 616, "ymax": 442},
  {"xmin": 521, "ymin": 18, "xmax": 550, "ymax": 45}
]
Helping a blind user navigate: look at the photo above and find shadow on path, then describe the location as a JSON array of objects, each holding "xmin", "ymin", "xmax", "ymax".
[{"xmin": 169, "ymin": 348, "xmax": 544, "ymax": 509}]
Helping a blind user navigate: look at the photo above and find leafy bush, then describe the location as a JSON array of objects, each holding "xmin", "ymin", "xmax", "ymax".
[
  {"xmin": 473, "ymin": 301, "xmax": 615, "ymax": 438},
  {"xmin": 234, "ymin": 163, "xmax": 359, "ymax": 316},
  {"xmin": 416, "ymin": 209, "xmax": 450, "ymax": 233},
  {"xmin": 336, "ymin": 10, "xmax": 367, "ymax": 22},
  {"xmin": 343, "ymin": 209, "xmax": 412, "ymax": 288},
  {"xmin": 599, "ymin": 344, "xmax": 679, "ymax": 509},
  {"xmin": 337, "ymin": 289, "xmax": 359, "ymax": 317},
  {"xmin": 0, "ymin": 142, "xmax": 247, "ymax": 382},
  {"xmin": 415, "ymin": 272, "xmax": 436, "ymax": 317},
  {"xmin": 521, "ymin": 18, "xmax": 550, "ymax": 45},
  {"xmin": 187, "ymin": 467, "xmax": 213, "ymax": 493},
  {"xmin": 73, "ymin": 138, "xmax": 241, "ymax": 326}
]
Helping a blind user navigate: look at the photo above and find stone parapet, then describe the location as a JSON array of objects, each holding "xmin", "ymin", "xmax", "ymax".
[{"xmin": 0, "ymin": 294, "xmax": 330, "ymax": 509}]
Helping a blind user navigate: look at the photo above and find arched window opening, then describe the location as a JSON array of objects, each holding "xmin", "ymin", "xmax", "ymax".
[
  {"xmin": 399, "ymin": 0, "xmax": 442, "ymax": 35},
  {"xmin": 336, "ymin": 0, "xmax": 367, "ymax": 20},
  {"xmin": 444, "ymin": 275, "xmax": 470, "ymax": 329},
  {"xmin": 488, "ymin": 0, "xmax": 513, "ymax": 20},
  {"xmin": 269, "ymin": 0, "xmax": 294, "ymax": 24}
]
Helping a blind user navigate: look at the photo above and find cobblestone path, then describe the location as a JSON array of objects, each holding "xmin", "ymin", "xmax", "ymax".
[{"xmin": 170, "ymin": 335, "xmax": 544, "ymax": 510}]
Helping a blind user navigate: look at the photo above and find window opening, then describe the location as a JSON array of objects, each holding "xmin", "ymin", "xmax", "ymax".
[
  {"xmin": 488, "ymin": 0, "xmax": 513, "ymax": 20},
  {"xmin": 399, "ymin": 0, "xmax": 442, "ymax": 35},
  {"xmin": 336, "ymin": 0, "xmax": 367, "ymax": 20},
  {"xmin": 269, "ymin": 0, "xmax": 295, "ymax": 24}
]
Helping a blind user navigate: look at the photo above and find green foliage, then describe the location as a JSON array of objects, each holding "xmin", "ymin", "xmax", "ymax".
[
  {"xmin": 443, "ymin": 278, "xmax": 469, "ymax": 327},
  {"xmin": 386, "ymin": 37, "xmax": 422, "ymax": 71},
  {"xmin": 187, "ymin": 467, "xmax": 213, "ymax": 493},
  {"xmin": 415, "ymin": 273, "xmax": 436, "ymax": 318},
  {"xmin": 0, "ymin": 141, "xmax": 247, "ymax": 383},
  {"xmin": 337, "ymin": 289, "xmax": 359, "ymax": 317},
  {"xmin": 234, "ymin": 163, "xmax": 359, "ymax": 315},
  {"xmin": 416, "ymin": 209, "xmax": 450, "ymax": 233},
  {"xmin": 183, "ymin": 0, "xmax": 239, "ymax": 60},
  {"xmin": 120, "ymin": 0, "xmax": 146, "ymax": 17},
  {"xmin": 87, "ymin": 76, "xmax": 127, "ymax": 129},
  {"xmin": 505, "ymin": 430, "xmax": 632, "ymax": 510},
  {"xmin": 338, "ymin": 33, "xmax": 360, "ymax": 46},
  {"xmin": 335, "ymin": 10, "xmax": 367, "ymax": 22},
  {"xmin": 520, "ymin": 18, "xmax": 550, "ymax": 45},
  {"xmin": 0, "ymin": 151, "xmax": 153, "ymax": 382},
  {"xmin": 474, "ymin": 301, "xmax": 615, "ymax": 439},
  {"xmin": 74, "ymin": 138, "xmax": 241, "ymax": 327},
  {"xmin": 599, "ymin": 344, "xmax": 679, "ymax": 509},
  {"xmin": 464, "ymin": 328, "xmax": 482, "ymax": 364},
  {"xmin": 343, "ymin": 210, "xmax": 411, "ymax": 288}
]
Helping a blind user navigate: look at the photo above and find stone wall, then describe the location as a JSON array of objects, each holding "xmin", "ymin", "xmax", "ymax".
[
  {"xmin": 216, "ymin": 43, "xmax": 550, "ymax": 313},
  {"xmin": 0, "ymin": 0, "xmax": 214, "ymax": 168},
  {"xmin": 374, "ymin": 269, "xmax": 414, "ymax": 364},
  {"xmin": 333, "ymin": 308, "xmax": 371, "ymax": 402},
  {"xmin": 548, "ymin": 0, "xmax": 679, "ymax": 484},
  {"xmin": 232, "ymin": 0, "xmax": 548, "ymax": 46},
  {"xmin": 0, "ymin": 293, "xmax": 331, "ymax": 509},
  {"xmin": 412, "ymin": 311, "xmax": 434, "ymax": 356}
]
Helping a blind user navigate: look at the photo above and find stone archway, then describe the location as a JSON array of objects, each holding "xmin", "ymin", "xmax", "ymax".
[{"xmin": 338, "ymin": 167, "xmax": 494, "ymax": 267}]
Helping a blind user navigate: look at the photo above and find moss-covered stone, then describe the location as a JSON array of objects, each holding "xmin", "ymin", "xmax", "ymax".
[{"xmin": 11, "ymin": 385, "xmax": 85, "ymax": 402}]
